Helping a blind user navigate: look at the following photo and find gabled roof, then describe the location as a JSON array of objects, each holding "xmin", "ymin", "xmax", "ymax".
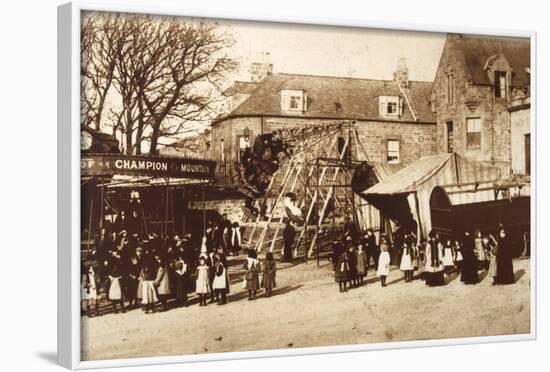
[
  {"xmin": 216, "ymin": 73, "xmax": 435, "ymax": 124},
  {"xmin": 456, "ymin": 34, "xmax": 530, "ymax": 87}
]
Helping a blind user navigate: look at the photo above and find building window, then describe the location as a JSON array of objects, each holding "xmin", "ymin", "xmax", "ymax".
[
  {"xmin": 220, "ymin": 139, "xmax": 225, "ymax": 162},
  {"xmin": 387, "ymin": 139, "xmax": 400, "ymax": 164},
  {"xmin": 379, "ymin": 96, "xmax": 401, "ymax": 116},
  {"xmin": 281, "ymin": 90, "xmax": 306, "ymax": 111},
  {"xmin": 495, "ymin": 71, "xmax": 507, "ymax": 98},
  {"xmin": 446, "ymin": 74, "xmax": 454, "ymax": 103},
  {"xmin": 237, "ymin": 135, "xmax": 251, "ymax": 162},
  {"xmin": 466, "ymin": 117, "xmax": 481, "ymax": 149},
  {"xmin": 525, "ymin": 133, "xmax": 531, "ymax": 175},
  {"xmin": 446, "ymin": 121, "xmax": 454, "ymax": 153}
]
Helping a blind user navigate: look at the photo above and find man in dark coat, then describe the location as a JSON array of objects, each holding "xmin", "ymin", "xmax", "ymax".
[
  {"xmin": 282, "ymin": 218, "xmax": 296, "ymax": 262},
  {"xmin": 496, "ymin": 228, "xmax": 515, "ymax": 284}
]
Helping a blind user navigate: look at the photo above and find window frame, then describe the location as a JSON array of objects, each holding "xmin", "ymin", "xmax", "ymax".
[
  {"xmin": 281, "ymin": 89, "xmax": 305, "ymax": 112},
  {"xmin": 494, "ymin": 70, "xmax": 507, "ymax": 99},
  {"xmin": 446, "ymin": 121, "xmax": 454, "ymax": 153},
  {"xmin": 466, "ymin": 117, "xmax": 482, "ymax": 150},
  {"xmin": 386, "ymin": 139, "xmax": 400, "ymax": 164},
  {"xmin": 379, "ymin": 96, "xmax": 401, "ymax": 117},
  {"xmin": 446, "ymin": 73, "xmax": 455, "ymax": 103},
  {"xmin": 236, "ymin": 135, "xmax": 251, "ymax": 163}
]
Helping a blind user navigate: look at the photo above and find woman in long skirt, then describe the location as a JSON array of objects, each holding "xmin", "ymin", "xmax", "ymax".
[
  {"xmin": 460, "ymin": 231, "xmax": 479, "ymax": 284},
  {"xmin": 243, "ymin": 249, "xmax": 260, "ymax": 300},
  {"xmin": 495, "ymin": 229, "xmax": 515, "ymax": 284},
  {"xmin": 261, "ymin": 252, "xmax": 277, "ymax": 297},
  {"xmin": 486, "ymin": 234, "xmax": 498, "ymax": 284}
]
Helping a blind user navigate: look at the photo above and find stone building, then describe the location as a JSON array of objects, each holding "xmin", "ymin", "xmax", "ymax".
[
  {"xmin": 430, "ymin": 34, "xmax": 531, "ymax": 177},
  {"xmin": 212, "ymin": 57, "xmax": 438, "ymax": 170}
]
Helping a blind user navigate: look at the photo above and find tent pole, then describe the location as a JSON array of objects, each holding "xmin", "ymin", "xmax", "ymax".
[
  {"xmin": 202, "ymin": 184, "xmax": 206, "ymax": 236},
  {"xmin": 86, "ymin": 198, "xmax": 93, "ymax": 256},
  {"xmin": 164, "ymin": 178, "xmax": 170, "ymax": 246},
  {"xmin": 99, "ymin": 176, "xmax": 105, "ymax": 251}
]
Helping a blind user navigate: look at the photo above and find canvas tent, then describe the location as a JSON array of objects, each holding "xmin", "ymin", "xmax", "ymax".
[{"xmin": 357, "ymin": 153, "xmax": 501, "ymax": 238}]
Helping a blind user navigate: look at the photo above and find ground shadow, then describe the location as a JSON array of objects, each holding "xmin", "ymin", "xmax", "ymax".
[
  {"xmin": 514, "ymin": 269, "xmax": 526, "ymax": 282},
  {"xmin": 386, "ymin": 275, "xmax": 406, "ymax": 286},
  {"xmin": 478, "ymin": 270, "xmax": 489, "ymax": 282},
  {"xmin": 225, "ymin": 284, "xmax": 304, "ymax": 302},
  {"xmin": 270, "ymin": 284, "xmax": 304, "ymax": 297},
  {"xmin": 35, "ymin": 351, "xmax": 57, "ymax": 365},
  {"xmin": 444, "ymin": 271, "xmax": 460, "ymax": 285}
]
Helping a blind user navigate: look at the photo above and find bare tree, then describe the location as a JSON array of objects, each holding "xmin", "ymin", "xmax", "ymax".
[
  {"xmin": 80, "ymin": 13, "xmax": 237, "ymax": 155},
  {"xmin": 81, "ymin": 13, "xmax": 123, "ymax": 131}
]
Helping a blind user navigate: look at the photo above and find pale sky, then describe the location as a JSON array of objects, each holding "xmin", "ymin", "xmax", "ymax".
[{"xmin": 219, "ymin": 19, "xmax": 446, "ymax": 84}]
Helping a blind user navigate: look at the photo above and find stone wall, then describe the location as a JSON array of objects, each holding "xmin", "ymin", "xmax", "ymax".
[
  {"xmin": 510, "ymin": 105, "xmax": 531, "ymax": 175},
  {"xmin": 188, "ymin": 198, "xmax": 245, "ymax": 223},
  {"xmin": 431, "ymin": 35, "xmax": 514, "ymax": 177},
  {"xmin": 211, "ymin": 116, "xmax": 437, "ymax": 167}
]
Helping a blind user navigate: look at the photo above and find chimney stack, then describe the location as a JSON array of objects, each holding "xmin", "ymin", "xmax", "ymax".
[
  {"xmin": 393, "ymin": 56, "xmax": 409, "ymax": 88},
  {"xmin": 250, "ymin": 52, "xmax": 273, "ymax": 82}
]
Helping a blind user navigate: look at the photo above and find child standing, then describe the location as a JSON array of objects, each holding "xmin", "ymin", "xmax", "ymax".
[
  {"xmin": 141, "ymin": 259, "xmax": 158, "ymax": 314},
  {"xmin": 243, "ymin": 250, "xmax": 260, "ymax": 300},
  {"xmin": 212, "ymin": 252, "xmax": 230, "ymax": 305},
  {"xmin": 442, "ymin": 239, "xmax": 456, "ymax": 275},
  {"xmin": 174, "ymin": 259, "xmax": 189, "ymax": 308},
  {"xmin": 261, "ymin": 252, "xmax": 277, "ymax": 297},
  {"xmin": 400, "ymin": 242, "xmax": 414, "ymax": 282},
  {"xmin": 81, "ymin": 262, "xmax": 100, "ymax": 317},
  {"xmin": 453, "ymin": 240, "xmax": 464, "ymax": 271},
  {"xmin": 377, "ymin": 240, "xmax": 391, "ymax": 287},
  {"xmin": 153, "ymin": 256, "xmax": 171, "ymax": 312},
  {"xmin": 335, "ymin": 249, "xmax": 349, "ymax": 293},
  {"xmin": 195, "ymin": 257, "xmax": 211, "ymax": 306},
  {"xmin": 347, "ymin": 245, "xmax": 358, "ymax": 288},
  {"xmin": 355, "ymin": 244, "xmax": 367, "ymax": 286},
  {"xmin": 107, "ymin": 265, "xmax": 125, "ymax": 314}
]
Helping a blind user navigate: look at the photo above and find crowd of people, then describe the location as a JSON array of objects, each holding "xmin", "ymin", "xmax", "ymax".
[
  {"xmin": 81, "ymin": 212, "xmax": 279, "ymax": 318},
  {"xmin": 331, "ymin": 223, "xmax": 519, "ymax": 292},
  {"xmin": 82, "ymin": 203, "xmax": 522, "ymax": 318}
]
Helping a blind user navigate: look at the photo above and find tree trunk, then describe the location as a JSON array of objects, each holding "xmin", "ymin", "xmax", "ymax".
[{"xmin": 149, "ymin": 121, "xmax": 161, "ymax": 155}]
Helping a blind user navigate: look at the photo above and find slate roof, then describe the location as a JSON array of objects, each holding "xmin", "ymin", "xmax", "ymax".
[
  {"xmin": 215, "ymin": 73, "xmax": 435, "ymax": 124},
  {"xmin": 457, "ymin": 34, "xmax": 530, "ymax": 87},
  {"xmin": 222, "ymin": 81, "xmax": 260, "ymax": 96}
]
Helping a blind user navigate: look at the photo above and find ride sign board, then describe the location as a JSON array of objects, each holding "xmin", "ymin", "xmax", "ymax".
[{"xmin": 81, "ymin": 154, "xmax": 216, "ymax": 181}]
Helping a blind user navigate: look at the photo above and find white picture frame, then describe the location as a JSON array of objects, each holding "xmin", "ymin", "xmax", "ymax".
[{"xmin": 58, "ymin": 1, "xmax": 537, "ymax": 369}]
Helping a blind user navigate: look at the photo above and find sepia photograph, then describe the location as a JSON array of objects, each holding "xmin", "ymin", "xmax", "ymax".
[{"xmin": 78, "ymin": 9, "xmax": 532, "ymax": 362}]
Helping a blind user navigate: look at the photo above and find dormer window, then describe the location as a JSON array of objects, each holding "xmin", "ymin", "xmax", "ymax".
[
  {"xmin": 495, "ymin": 71, "xmax": 507, "ymax": 98},
  {"xmin": 281, "ymin": 90, "xmax": 307, "ymax": 112},
  {"xmin": 379, "ymin": 96, "xmax": 402, "ymax": 117}
]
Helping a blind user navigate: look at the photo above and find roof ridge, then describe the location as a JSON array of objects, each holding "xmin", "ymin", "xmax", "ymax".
[{"xmin": 274, "ymin": 72, "xmax": 433, "ymax": 84}]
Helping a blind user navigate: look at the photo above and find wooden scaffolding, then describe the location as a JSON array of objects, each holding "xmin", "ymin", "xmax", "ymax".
[{"xmin": 245, "ymin": 120, "xmax": 370, "ymax": 259}]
